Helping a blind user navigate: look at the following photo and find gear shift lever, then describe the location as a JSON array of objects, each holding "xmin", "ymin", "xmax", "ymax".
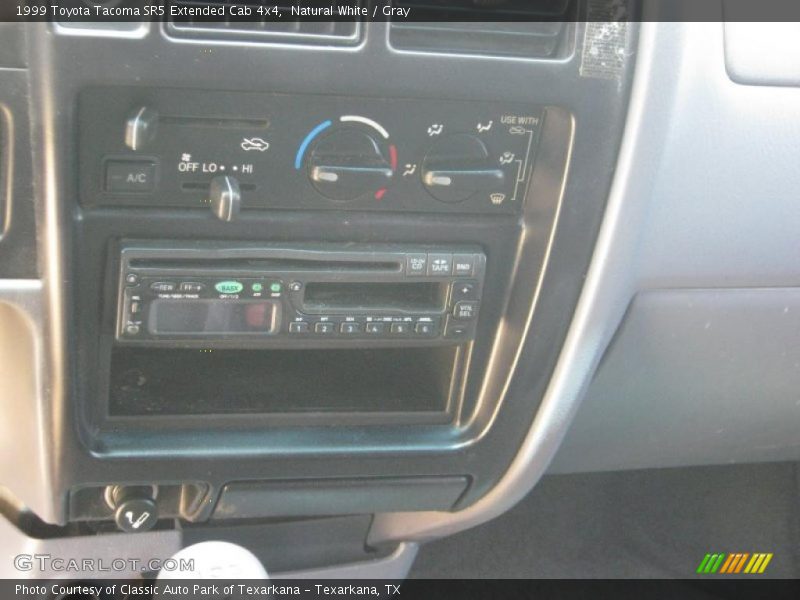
[{"xmin": 157, "ymin": 541, "xmax": 268, "ymax": 580}]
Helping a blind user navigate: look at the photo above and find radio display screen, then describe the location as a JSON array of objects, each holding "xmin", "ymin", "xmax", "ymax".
[{"xmin": 148, "ymin": 300, "xmax": 276, "ymax": 335}]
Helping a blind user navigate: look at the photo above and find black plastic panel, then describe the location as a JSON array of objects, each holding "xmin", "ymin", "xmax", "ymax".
[
  {"xmin": 109, "ymin": 346, "xmax": 458, "ymax": 417},
  {"xmin": 79, "ymin": 87, "xmax": 541, "ymax": 215},
  {"xmin": 114, "ymin": 241, "xmax": 486, "ymax": 347},
  {"xmin": 213, "ymin": 477, "xmax": 468, "ymax": 519}
]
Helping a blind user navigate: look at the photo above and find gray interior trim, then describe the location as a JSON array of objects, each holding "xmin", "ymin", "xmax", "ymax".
[
  {"xmin": 551, "ymin": 288, "xmax": 800, "ymax": 473},
  {"xmin": 552, "ymin": 20, "xmax": 800, "ymax": 472},
  {"xmin": 0, "ymin": 513, "xmax": 416, "ymax": 579},
  {"xmin": 724, "ymin": 23, "xmax": 800, "ymax": 86},
  {"xmin": 372, "ymin": 18, "xmax": 800, "ymax": 544},
  {"xmin": 0, "ymin": 280, "xmax": 61, "ymax": 523},
  {"xmin": 0, "ymin": 514, "xmax": 182, "ymax": 579},
  {"xmin": 368, "ymin": 19, "xmax": 670, "ymax": 544}
]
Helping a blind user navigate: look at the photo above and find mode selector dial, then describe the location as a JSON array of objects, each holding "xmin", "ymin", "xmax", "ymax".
[
  {"xmin": 421, "ymin": 134, "xmax": 505, "ymax": 204},
  {"xmin": 307, "ymin": 128, "xmax": 393, "ymax": 202}
]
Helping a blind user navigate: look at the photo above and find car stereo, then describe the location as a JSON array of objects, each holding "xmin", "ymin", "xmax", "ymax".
[{"xmin": 116, "ymin": 241, "xmax": 486, "ymax": 347}]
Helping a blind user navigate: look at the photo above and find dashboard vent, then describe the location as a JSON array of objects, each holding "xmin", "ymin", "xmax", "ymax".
[
  {"xmin": 389, "ymin": 0, "xmax": 574, "ymax": 59},
  {"xmin": 166, "ymin": 1, "xmax": 362, "ymax": 45}
]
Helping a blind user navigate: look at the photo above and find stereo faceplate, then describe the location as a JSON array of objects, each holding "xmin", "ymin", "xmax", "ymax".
[{"xmin": 117, "ymin": 242, "xmax": 486, "ymax": 348}]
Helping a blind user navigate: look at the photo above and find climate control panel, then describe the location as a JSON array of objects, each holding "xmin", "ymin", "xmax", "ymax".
[{"xmin": 80, "ymin": 87, "xmax": 543, "ymax": 215}]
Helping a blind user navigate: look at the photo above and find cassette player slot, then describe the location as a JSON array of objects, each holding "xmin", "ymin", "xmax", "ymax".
[{"xmin": 303, "ymin": 282, "xmax": 446, "ymax": 313}]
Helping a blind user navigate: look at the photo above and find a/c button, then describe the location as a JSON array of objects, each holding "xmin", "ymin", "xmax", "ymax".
[{"xmin": 105, "ymin": 160, "xmax": 156, "ymax": 193}]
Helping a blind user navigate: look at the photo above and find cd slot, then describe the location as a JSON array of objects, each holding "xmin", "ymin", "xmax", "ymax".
[
  {"xmin": 303, "ymin": 282, "xmax": 447, "ymax": 313},
  {"xmin": 128, "ymin": 258, "xmax": 401, "ymax": 272}
]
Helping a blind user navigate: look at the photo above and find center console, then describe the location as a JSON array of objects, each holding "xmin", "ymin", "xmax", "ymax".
[
  {"xmin": 109, "ymin": 241, "xmax": 484, "ymax": 421},
  {"xmin": 0, "ymin": 16, "xmax": 636, "ymax": 572}
]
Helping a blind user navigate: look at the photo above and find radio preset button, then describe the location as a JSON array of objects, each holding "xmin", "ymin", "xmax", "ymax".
[
  {"xmin": 415, "ymin": 321, "xmax": 436, "ymax": 336},
  {"xmin": 427, "ymin": 253, "xmax": 453, "ymax": 276},
  {"xmin": 340, "ymin": 322, "xmax": 361, "ymax": 334},
  {"xmin": 289, "ymin": 322, "xmax": 310, "ymax": 334},
  {"xmin": 453, "ymin": 254, "xmax": 476, "ymax": 276},
  {"xmin": 314, "ymin": 322, "xmax": 335, "ymax": 334},
  {"xmin": 365, "ymin": 322, "xmax": 386, "ymax": 334},
  {"xmin": 150, "ymin": 281, "xmax": 176, "ymax": 293},
  {"xmin": 453, "ymin": 301, "xmax": 478, "ymax": 320},
  {"xmin": 406, "ymin": 254, "xmax": 427, "ymax": 276},
  {"xmin": 390, "ymin": 322, "xmax": 411, "ymax": 334}
]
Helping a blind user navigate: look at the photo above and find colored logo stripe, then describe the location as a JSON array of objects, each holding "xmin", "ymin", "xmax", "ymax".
[
  {"xmin": 718, "ymin": 554, "xmax": 735, "ymax": 573},
  {"xmin": 697, "ymin": 552, "xmax": 773, "ymax": 574},
  {"xmin": 697, "ymin": 553, "xmax": 726, "ymax": 573},
  {"xmin": 744, "ymin": 553, "xmax": 773, "ymax": 574},
  {"xmin": 719, "ymin": 553, "xmax": 749, "ymax": 573}
]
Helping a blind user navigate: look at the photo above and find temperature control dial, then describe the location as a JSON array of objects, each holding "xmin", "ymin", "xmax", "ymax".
[
  {"xmin": 307, "ymin": 128, "xmax": 393, "ymax": 202},
  {"xmin": 124, "ymin": 106, "xmax": 159, "ymax": 151},
  {"xmin": 421, "ymin": 134, "xmax": 505, "ymax": 203}
]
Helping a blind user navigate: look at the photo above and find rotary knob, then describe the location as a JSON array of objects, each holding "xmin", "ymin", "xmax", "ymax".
[
  {"xmin": 421, "ymin": 133, "xmax": 505, "ymax": 203},
  {"xmin": 209, "ymin": 175, "xmax": 241, "ymax": 222},
  {"xmin": 307, "ymin": 128, "xmax": 393, "ymax": 202},
  {"xmin": 124, "ymin": 106, "xmax": 159, "ymax": 151}
]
